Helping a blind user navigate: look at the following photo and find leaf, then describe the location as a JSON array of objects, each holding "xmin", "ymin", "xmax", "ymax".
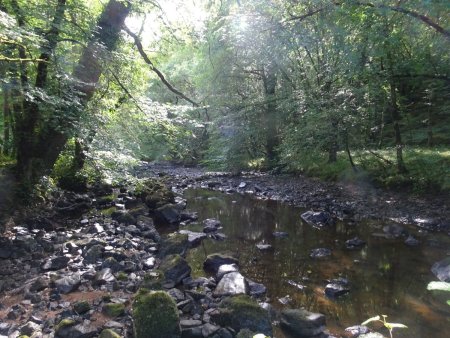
[
  {"xmin": 361, "ymin": 315, "xmax": 381, "ymax": 325},
  {"xmin": 386, "ymin": 323, "xmax": 408, "ymax": 329},
  {"xmin": 427, "ymin": 281, "xmax": 450, "ymax": 292}
]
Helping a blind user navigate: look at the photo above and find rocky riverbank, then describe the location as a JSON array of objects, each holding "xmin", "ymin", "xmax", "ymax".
[{"xmin": 0, "ymin": 164, "xmax": 448, "ymax": 338}]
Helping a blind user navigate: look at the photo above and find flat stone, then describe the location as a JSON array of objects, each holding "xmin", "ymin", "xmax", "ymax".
[
  {"xmin": 179, "ymin": 230, "xmax": 207, "ymax": 247},
  {"xmin": 256, "ymin": 243, "xmax": 272, "ymax": 251}
]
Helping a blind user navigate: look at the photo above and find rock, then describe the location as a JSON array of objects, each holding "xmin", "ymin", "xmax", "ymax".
[
  {"xmin": 159, "ymin": 233, "xmax": 189, "ymax": 257},
  {"xmin": 73, "ymin": 300, "xmax": 91, "ymax": 314},
  {"xmin": 214, "ymin": 272, "xmax": 247, "ymax": 296},
  {"xmin": 278, "ymin": 295, "xmax": 292, "ymax": 305},
  {"xmin": 301, "ymin": 211, "xmax": 334, "ymax": 228},
  {"xmin": 211, "ymin": 295, "xmax": 272, "ymax": 337},
  {"xmin": 133, "ymin": 290, "xmax": 180, "ymax": 338},
  {"xmin": 99, "ymin": 329, "xmax": 121, "ymax": 338},
  {"xmin": 405, "ymin": 235, "xmax": 420, "ymax": 246},
  {"xmin": 135, "ymin": 179, "xmax": 175, "ymax": 209},
  {"xmin": 216, "ymin": 264, "xmax": 239, "ymax": 280},
  {"xmin": 204, "ymin": 253, "xmax": 239, "ymax": 273},
  {"xmin": 273, "ymin": 231, "xmax": 289, "ymax": 238},
  {"xmin": 94, "ymin": 268, "xmax": 116, "ymax": 285},
  {"xmin": 83, "ymin": 244, "xmax": 104, "ymax": 264},
  {"xmin": 30, "ymin": 277, "xmax": 49, "ymax": 292},
  {"xmin": 112, "ymin": 211, "xmax": 137, "ymax": 225},
  {"xmin": 87, "ymin": 223, "xmax": 104, "ymax": 234},
  {"xmin": 179, "ymin": 230, "xmax": 207, "ymax": 247},
  {"xmin": 103, "ymin": 303, "xmax": 125, "ymax": 317},
  {"xmin": 202, "ymin": 323, "xmax": 220, "ymax": 336},
  {"xmin": 180, "ymin": 320, "xmax": 202, "ymax": 329},
  {"xmin": 155, "ymin": 204, "xmax": 181, "ymax": 224},
  {"xmin": 144, "ymin": 257, "xmax": 156, "ymax": 269},
  {"xmin": 247, "ymin": 279, "xmax": 267, "ymax": 297},
  {"xmin": 345, "ymin": 325, "xmax": 370, "ymax": 337},
  {"xmin": 358, "ymin": 333, "xmax": 386, "ymax": 338},
  {"xmin": 256, "ymin": 243, "xmax": 272, "ymax": 251},
  {"xmin": 102, "ymin": 257, "xmax": 122, "ymax": 272},
  {"xmin": 42, "ymin": 256, "xmax": 70, "ymax": 271},
  {"xmin": 238, "ymin": 182, "xmax": 247, "ymax": 189},
  {"xmin": 203, "ymin": 219, "xmax": 221, "ymax": 233},
  {"xmin": 180, "ymin": 211, "xmax": 198, "ymax": 222},
  {"xmin": 160, "ymin": 254, "xmax": 192, "ymax": 285},
  {"xmin": 431, "ymin": 257, "xmax": 450, "ymax": 282},
  {"xmin": 20, "ymin": 321, "xmax": 41, "ymax": 336},
  {"xmin": 345, "ymin": 237, "xmax": 366, "ymax": 250},
  {"xmin": 309, "ymin": 248, "xmax": 332, "ymax": 258},
  {"xmin": 55, "ymin": 319, "xmax": 97, "ymax": 338},
  {"xmin": 325, "ymin": 283, "xmax": 350, "ymax": 298},
  {"xmin": 280, "ymin": 308, "xmax": 326, "ymax": 337},
  {"xmin": 54, "ymin": 272, "xmax": 81, "ymax": 294},
  {"xmin": 383, "ymin": 224, "xmax": 407, "ymax": 238}
]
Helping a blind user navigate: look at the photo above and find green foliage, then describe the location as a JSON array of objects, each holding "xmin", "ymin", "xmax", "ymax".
[
  {"xmin": 362, "ymin": 315, "xmax": 407, "ymax": 338},
  {"xmin": 132, "ymin": 290, "xmax": 180, "ymax": 338}
]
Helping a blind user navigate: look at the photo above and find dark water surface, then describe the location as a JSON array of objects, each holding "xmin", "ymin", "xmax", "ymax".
[{"xmin": 183, "ymin": 189, "xmax": 450, "ymax": 338}]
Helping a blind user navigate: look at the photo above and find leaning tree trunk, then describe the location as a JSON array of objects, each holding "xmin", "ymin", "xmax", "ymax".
[{"xmin": 16, "ymin": 0, "xmax": 130, "ymax": 187}]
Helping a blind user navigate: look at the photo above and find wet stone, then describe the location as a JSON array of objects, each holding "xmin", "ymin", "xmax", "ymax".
[
  {"xmin": 301, "ymin": 210, "xmax": 334, "ymax": 228},
  {"xmin": 310, "ymin": 248, "xmax": 332, "ymax": 258},
  {"xmin": 280, "ymin": 308, "xmax": 326, "ymax": 337},
  {"xmin": 345, "ymin": 325, "xmax": 370, "ymax": 337},
  {"xmin": 345, "ymin": 237, "xmax": 366, "ymax": 250}
]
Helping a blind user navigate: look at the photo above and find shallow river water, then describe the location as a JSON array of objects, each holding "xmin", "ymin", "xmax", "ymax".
[{"xmin": 183, "ymin": 189, "xmax": 450, "ymax": 338}]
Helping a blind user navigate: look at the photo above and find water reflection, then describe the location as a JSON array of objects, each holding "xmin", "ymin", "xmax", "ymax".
[{"xmin": 184, "ymin": 189, "xmax": 450, "ymax": 338}]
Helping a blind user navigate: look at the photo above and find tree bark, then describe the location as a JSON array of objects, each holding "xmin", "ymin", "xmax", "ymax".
[{"xmin": 262, "ymin": 62, "xmax": 278, "ymax": 167}]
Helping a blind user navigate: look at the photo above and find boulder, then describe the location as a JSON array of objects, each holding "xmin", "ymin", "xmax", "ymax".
[
  {"xmin": 83, "ymin": 244, "xmax": 104, "ymax": 264},
  {"xmin": 214, "ymin": 272, "xmax": 247, "ymax": 296},
  {"xmin": 55, "ymin": 319, "xmax": 97, "ymax": 338},
  {"xmin": 133, "ymin": 290, "xmax": 180, "ymax": 338},
  {"xmin": 301, "ymin": 211, "xmax": 334, "ymax": 228},
  {"xmin": 216, "ymin": 264, "xmax": 239, "ymax": 280},
  {"xmin": 160, "ymin": 254, "xmax": 192, "ymax": 285},
  {"xmin": 179, "ymin": 230, "xmax": 207, "ymax": 247},
  {"xmin": 280, "ymin": 308, "xmax": 326, "ymax": 337},
  {"xmin": 211, "ymin": 295, "xmax": 272, "ymax": 337},
  {"xmin": 204, "ymin": 253, "xmax": 239, "ymax": 273},
  {"xmin": 247, "ymin": 279, "xmax": 267, "ymax": 297},
  {"xmin": 155, "ymin": 204, "xmax": 181, "ymax": 224},
  {"xmin": 158, "ymin": 233, "xmax": 189, "ymax": 257},
  {"xmin": 431, "ymin": 257, "xmax": 450, "ymax": 282}
]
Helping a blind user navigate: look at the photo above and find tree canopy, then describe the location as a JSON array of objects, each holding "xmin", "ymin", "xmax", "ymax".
[{"xmin": 0, "ymin": 0, "xmax": 449, "ymax": 193}]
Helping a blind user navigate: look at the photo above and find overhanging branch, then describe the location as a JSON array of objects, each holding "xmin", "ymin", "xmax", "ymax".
[{"xmin": 123, "ymin": 25, "xmax": 199, "ymax": 107}]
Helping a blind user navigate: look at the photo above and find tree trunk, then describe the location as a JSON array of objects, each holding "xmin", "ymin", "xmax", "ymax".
[
  {"xmin": 15, "ymin": 0, "xmax": 130, "ymax": 187},
  {"xmin": 15, "ymin": 0, "xmax": 67, "ymax": 184},
  {"xmin": 427, "ymin": 109, "xmax": 433, "ymax": 147},
  {"xmin": 389, "ymin": 80, "xmax": 407, "ymax": 173},
  {"xmin": 2, "ymin": 83, "xmax": 11, "ymax": 156},
  {"xmin": 263, "ymin": 62, "xmax": 278, "ymax": 167}
]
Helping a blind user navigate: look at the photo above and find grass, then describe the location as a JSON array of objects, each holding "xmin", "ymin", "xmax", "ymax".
[{"xmin": 286, "ymin": 147, "xmax": 450, "ymax": 193}]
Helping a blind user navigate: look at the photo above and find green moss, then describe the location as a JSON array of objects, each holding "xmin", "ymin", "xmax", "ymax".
[
  {"xmin": 217, "ymin": 295, "xmax": 272, "ymax": 336},
  {"xmin": 158, "ymin": 233, "xmax": 189, "ymax": 257},
  {"xmin": 99, "ymin": 329, "xmax": 122, "ymax": 338},
  {"xmin": 117, "ymin": 272, "xmax": 128, "ymax": 281},
  {"xmin": 73, "ymin": 300, "xmax": 91, "ymax": 314},
  {"xmin": 132, "ymin": 290, "xmax": 180, "ymax": 338},
  {"xmin": 135, "ymin": 179, "xmax": 175, "ymax": 209},
  {"xmin": 55, "ymin": 319, "xmax": 76, "ymax": 332},
  {"xmin": 236, "ymin": 329, "xmax": 258, "ymax": 338},
  {"xmin": 103, "ymin": 303, "xmax": 126, "ymax": 317}
]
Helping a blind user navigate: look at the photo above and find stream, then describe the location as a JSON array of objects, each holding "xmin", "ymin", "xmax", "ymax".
[{"xmin": 182, "ymin": 188, "xmax": 450, "ymax": 338}]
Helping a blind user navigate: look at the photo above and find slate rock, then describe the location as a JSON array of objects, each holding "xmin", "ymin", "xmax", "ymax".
[
  {"xmin": 345, "ymin": 325, "xmax": 370, "ymax": 337},
  {"xmin": 280, "ymin": 308, "xmax": 326, "ymax": 337},
  {"xmin": 214, "ymin": 272, "xmax": 247, "ymax": 296},
  {"xmin": 42, "ymin": 256, "xmax": 70, "ymax": 271},
  {"xmin": 256, "ymin": 243, "xmax": 272, "ymax": 251},
  {"xmin": 93, "ymin": 268, "xmax": 116, "ymax": 285},
  {"xmin": 179, "ymin": 230, "xmax": 207, "ymax": 247},
  {"xmin": 216, "ymin": 264, "xmax": 239, "ymax": 280},
  {"xmin": 83, "ymin": 244, "xmax": 104, "ymax": 264},
  {"xmin": 310, "ymin": 248, "xmax": 332, "ymax": 258},
  {"xmin": 204, "ymin": 253, "xmax": 239, "ymax": 273},
  {"xmin": 247, "ymin": 279, "xmax": 267, "ymax": 297},
  {"xmin": 160, "ymin": 254, "xmax": 192, "ymax": 285},
  {"xmin": 54, "ymin": 273, "xmax": 81, "ymax": 294},
  {"xmin": 301, "ymin": 211, "xmax": 334, "ymax": 228},
  {"xmin": 155, "ymin": 204, "xmax": 181, "ymax": 224},
  {"xmin": 431, "ymin": 257, "xmax": 450, "ymax": 282},
  {"xmin": 55, "ymin": 320, "xmax": 97, "ymax": 338},
  {"xmin": 345, "ymin": 237, "xmax": 366, "ymax": 250},
  {"xmin": 405, "ymin": 235, "xmax": 420, "ymax": 246}
]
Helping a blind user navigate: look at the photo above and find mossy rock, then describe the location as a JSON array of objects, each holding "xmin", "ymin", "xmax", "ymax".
[
  {"xmin": 133, "ymin": 290, "xmax": 180, "ymax": 338},
  {"xmin": 213, "ymin": 295, "xmax": 272, "ymax": 337},
  {"xmin": 236, "ymin": 329, "xmax": 258, "ymax": 338},
  {"xmin": 99, "ymin": 329, "xmax": 122, "ymax": 338},
  {"xmin": 135, "ymin": 179, "xmax": 175, "ymax": 210},
  {"xmin": 103, "ymin": 303, "xmax": 125, "ymax": 317},
  {"xmin": 55, "ymin": 318, "xmax": 76, "ymax": 333},
  {"xmin": 73, "ymin": 300, "xmax": 91, "ymax": 314},
  {"xmin": 142, "ymin": 271, "xmax": 164, "ymax": 290},
  {"xmin": 158, "ymin": 233, "xmax": 189, "ymax": 258},
  {"xmin": 117, "ymin": 272, "xmax": 128, "ymax": 281},
  {"xmin": 159, "ymin": 254, "xmax": 192, "ymax": 285}
]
